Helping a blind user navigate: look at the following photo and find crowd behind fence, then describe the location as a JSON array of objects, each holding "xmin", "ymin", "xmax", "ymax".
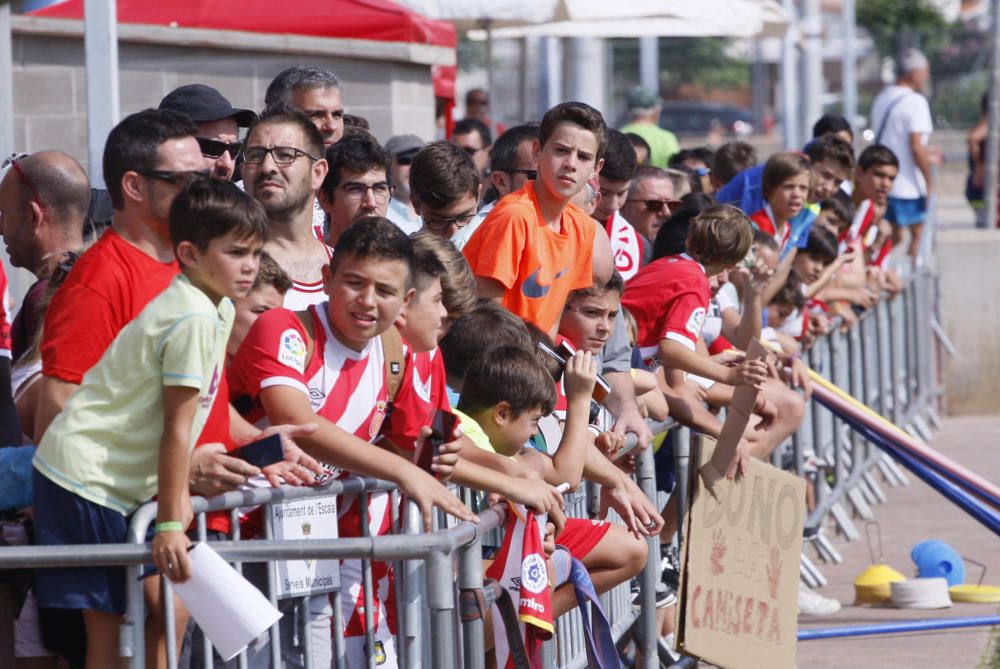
[{"xmin": 0, "ymin": 267, "xmax": 941, "ymax": 668}]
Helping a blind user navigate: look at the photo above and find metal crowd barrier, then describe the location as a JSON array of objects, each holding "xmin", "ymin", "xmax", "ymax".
[{"xmin": 0, "ymin": 270, "xmax": 940, "ymax": 669}]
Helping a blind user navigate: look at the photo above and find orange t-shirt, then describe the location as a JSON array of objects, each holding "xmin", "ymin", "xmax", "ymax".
[{"xmin": 462, "ymin": 184, "xmax": 595, "ymax": 333}]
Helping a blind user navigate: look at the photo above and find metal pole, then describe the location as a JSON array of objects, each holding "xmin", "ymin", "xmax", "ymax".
[
  {"xmin": 84, "ymin": 0, "xmax": 120, "ymax": 188},
  {"xmin": 983, "ymin": 0, "xmax": 1000, "ymax": 229},
  {"xmin": 842, "ymin": 0, "xmax": 858, "ymax": 133},
  {"xmin": 457, "ymin": 535, "xmax": 485, "ymax": 669},
  {"xmin": 425, "ymin": 550, "xmax": 457, "ymax": 669},
  {"xmin": 401, "ymin": 500, "xmax": 424, "ymax": 669},
  {"xmin": 798, "ymin": 615, "xmax": 1000, "ymax": 640},
  {"xmin": 639, "ymin": 36, "xmax": 659, "ymax": 92},
  {"xmin": 801, "ymin": 0, "xmax": 824, "ymax": 140},
  {"xmin": 0, "ymin": 1, "xmax": 14, "ymax": 159},
  {"xmin": 569, "ymin": 37, "xmax": 606, "ymax": 115},
  {"xmin": 634, "ymin": 445, "xmax": 659, "ymax": 669},
  {"xmin": 780, "ymin": 0, "xmax": 801, "ymax": 149}
]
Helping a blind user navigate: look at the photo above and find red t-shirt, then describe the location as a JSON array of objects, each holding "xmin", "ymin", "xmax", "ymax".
[
  {"xmin": 41, "ymin": 229, "xmax": 179, "ymax": 383},
  {"xmin": 621, "ymin": 253, "xmax": 710, "ymax": 363},
  {"xmin": 199, "ymin": 373, "xmax": 236, "ymax": 534},
  {"xmin": 379, "ymin": 347, "xmax": 452, "ymax": 464},
  {"xmin": 0, "ymin": 262, "xmax": 12, "ymax": 359},
  {"xmin": 463, "ymin": 184, "xmax": 595, "ymax": 334},
  {"xmin": 605, "ymin": 211, "xmax": 643, "ymax": 281}
]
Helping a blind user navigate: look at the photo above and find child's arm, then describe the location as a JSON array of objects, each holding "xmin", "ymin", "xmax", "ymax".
[
  {"xmin": 761, "ymin": 248, "xmax": 797, "ymax": 305},
  {"xmin": 550, "ymin": 351, "xmax": 598, "ymax": 490},
  {"xmin": 152, "ymin": 386, "xmax": 199, "ymax": 584},
  {"xmin": 475, "ymin": 275, "xmax": 508, "ymax": 302},
  {"xmin": 658, "ymin": 339, "xmax": 768, "ymax": 388},
  {"xmin": 259, "ymin": 386, "xmax": 477, "ymax": 530},
  {"xmin": 803, "ymin": 249, "xmax": 854, "ymax": 299}
]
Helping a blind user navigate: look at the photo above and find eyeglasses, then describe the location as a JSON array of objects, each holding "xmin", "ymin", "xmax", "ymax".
[
  {"xmin": 196, "ymin": 137, "xmax": 242, "ymax": 160},
  {"xmin": 423, "ymin": 211, "xmax": 476, "ymax": 231},
  {"xmin": 500, "ymin": 168, "xmax": 537, "ymax": 180},
  {"xmin": 242, "ymin": 146, "xmax": 319, "ymax": 165},
  {"xmin": 626, "ymin": 198, "xmax": 683, "ymax": 213},
  {"xmin": 468, "ymin": 98, "xmax": 488, "ymax": 106},
  {"xmin": 136, "ymin": 169, "xmax": 211, "ymax": 185},
  {"xmin": 460, "ymin": 145, "xmax": 485, "ymax": 156},
  {"xmin": 2, "ymin": 153, "xmax": 43, "ymax": 205},
  {"xmin": 339, "ymin": 181, "xmax": 392, "ymax": 203}
]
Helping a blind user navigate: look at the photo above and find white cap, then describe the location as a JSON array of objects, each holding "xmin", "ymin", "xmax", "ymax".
[{"xmin": 898, "ymin": 48, "xmax": 929, "ymax": 74}]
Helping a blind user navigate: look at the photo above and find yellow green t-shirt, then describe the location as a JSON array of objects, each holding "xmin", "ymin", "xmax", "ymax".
[
  {"xmin": 619, "ymin": 122, "xmax": 681, "ymax": 169},
  {"xmin": 453, "ymin": 408, "xmax": 496, "ymax": 454},
  {"xmin": 34, "ymin": 274, "xmax": 234, "ymax": 514}
]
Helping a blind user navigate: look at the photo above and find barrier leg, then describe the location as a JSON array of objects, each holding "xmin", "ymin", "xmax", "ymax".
[
  {"xmin": 635, "ymin": 445, "xmax": 660, "ymax": 669},
  {"xmin": 401, "ymin": 500, "xmax": 424, "ymax": 669},
  {"xmin": 124, "ymin": 564, "xmax": 144, "ymax": 668},
  {"xmin": 458, "ymin": 532, "xmax": 486, "ymax": 669},
  {"xmin": 426, "ymin": 550, "xmax": 457, "ymax": 669}
]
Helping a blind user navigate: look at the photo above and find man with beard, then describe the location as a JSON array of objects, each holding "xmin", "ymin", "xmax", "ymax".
[{"xmin": 241, "ymin": 108, "xmax": 330, "ymax": 309}]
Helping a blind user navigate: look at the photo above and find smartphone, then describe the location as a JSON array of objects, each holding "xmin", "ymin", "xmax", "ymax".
[
  {"xmin": 231, "ymin": 434, "xmax": 284, "ymax": 469},
  {"xmin": 554, "ymin": 340, "xmax": 611, "ymax": 404},
  {"xmin": 417, "ymin": 409, "xmax": 459, "ymax": 473}
]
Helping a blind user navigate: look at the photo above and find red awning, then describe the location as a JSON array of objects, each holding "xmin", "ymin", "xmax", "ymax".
[{"xmin": 30, "ymin": 0, "xmax": 456, "ymax": 48}]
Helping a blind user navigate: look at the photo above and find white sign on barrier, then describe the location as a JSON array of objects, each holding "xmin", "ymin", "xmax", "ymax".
[{"xmin": 271, "ymin": 495, "xmax": 340, "ymax": 598}]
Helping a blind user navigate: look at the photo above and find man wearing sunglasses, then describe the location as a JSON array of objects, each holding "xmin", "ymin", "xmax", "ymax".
[
  {"xmin": 159, "ymin": 84, "xmax": 257, "ymax": 181},
  {"xmin": 620, "ymin": 166, "xmax": 679, "ymax": 266},
  {"xmin": 35, "ymin": 109, "xmax": 205, "ymax": 433}
]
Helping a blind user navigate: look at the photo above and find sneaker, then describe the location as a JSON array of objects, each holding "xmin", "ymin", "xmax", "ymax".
[
  {"xmin": 629, "ymin": 578, "xmax": 677, "ymax": 610},
  {"xmin": 798, "ymin": 583, "xmax": 841, "ymax": 616},
  {"xmin": 660, "ymin": 544, "xmax": 680, "ymax": 591}
]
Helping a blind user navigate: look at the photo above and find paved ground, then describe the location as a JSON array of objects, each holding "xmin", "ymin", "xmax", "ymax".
[{"xmin": 796, "ymin": 414, "xmax": 1000, "ymax": 669}]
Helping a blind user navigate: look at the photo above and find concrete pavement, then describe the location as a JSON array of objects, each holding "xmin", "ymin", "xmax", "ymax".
[{"xmin": 796, "ymin": 414, "xmax": 1000, "ymax": 669}]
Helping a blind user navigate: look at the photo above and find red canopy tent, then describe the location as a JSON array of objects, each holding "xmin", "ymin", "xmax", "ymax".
[{"xmin": 30, "ymin": 0, "xmax": 456, "ymax": 48}]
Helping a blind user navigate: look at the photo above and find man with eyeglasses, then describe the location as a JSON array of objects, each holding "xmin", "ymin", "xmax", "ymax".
[
  {"xmin": 408, "ymin": 141, "xmax": 481, "ymax": 242},
  {"xmin": 620, "ymin": 166, "xmax": 679, "ymax": 266},
  {"xmin": 450, "ymin": 123, "xmax": 538, "ymax": 251},
  {"xmin": 0, "ymin": 151, "xmax": 89, "ymax": 363},
  {"xmin": 34, "ymin": 109, "xmax": 206, "ymax": 439},
  {"xmin": 319, "ymin": 133, "xmax": 395, "ymax": 245},
  {"xmin": 241, "ymin": 107, "xmax": 331, "ymax": 310},
  {"xmin": 158, "ymin": 83, "xmax": 256, "ymax": 181},
  {"xmin": 384, "ymin": 134, "xmax": 425, "ymax": 234}
]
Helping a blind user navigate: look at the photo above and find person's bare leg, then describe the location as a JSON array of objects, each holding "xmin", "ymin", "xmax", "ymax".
[
  {"xmin": 551, "ymin": 526, "xmax": 646, "ymax": 617},
  {"xmin": 908, "ymin": 222, "xmax": 924, "ymax": 260},
  {"xmin": 144, "ymin": 576, "xmax": 189, "ymax": 669},
  {"xmin": 82, "ymin": 609, "xmax": 124, "ymax": 669},
  {"xmin": 747, "ymin": 380, "xmax": 804, "ymax": 460}
]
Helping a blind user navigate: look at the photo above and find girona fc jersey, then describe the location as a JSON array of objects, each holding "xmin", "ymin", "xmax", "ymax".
[
  {"xmin": 228, "ymin": 302, "xmax": 389, "ymax": 445},
  {"xmin": 379, "ymin": 346, "xmax": 452, "ymax": 460}
]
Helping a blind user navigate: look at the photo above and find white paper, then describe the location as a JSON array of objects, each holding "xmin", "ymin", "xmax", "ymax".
[{"xmin": 171, "ymin": 543, "xmax": 283, "ymax": 661}]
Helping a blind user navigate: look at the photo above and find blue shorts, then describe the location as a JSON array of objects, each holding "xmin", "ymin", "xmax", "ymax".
[
  {"xmin": 886, "ymin": 196, "xmax": 927, "ymax": 227},
  {"xmin": 32, "ymin": 468, "xmax": 128, "ymax": 615}
]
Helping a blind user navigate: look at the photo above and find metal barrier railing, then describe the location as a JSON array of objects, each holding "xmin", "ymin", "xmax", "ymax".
[{"xmin": 0, "ymin": 269, "xmax": 941, "ymax": 669}]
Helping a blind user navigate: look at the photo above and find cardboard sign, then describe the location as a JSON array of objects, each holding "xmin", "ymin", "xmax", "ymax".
[
  {"xmin": 271, "ymin": 495, "xmax": 340, "ymax": 598},
  {"xmin": 677, "ymin": 437, "xmax": 805, "ymax": 669}
]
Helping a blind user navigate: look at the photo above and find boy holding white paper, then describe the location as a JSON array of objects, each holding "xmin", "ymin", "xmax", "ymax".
[{"xmin": 32, "ymin": 178, "xmax": 269, "ymax": 668}]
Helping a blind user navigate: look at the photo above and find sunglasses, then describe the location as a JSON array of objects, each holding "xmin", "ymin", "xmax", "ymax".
[
  {"xmin": 197, "ymin": 137, "xmax": 242, "ymax": 160},
  {"xmin": 2, "ymin": 153, "xmax": 43, "ymax": 205},
  {"xmin": 627, "ymin": 198, "xmax": 683, "ymax": 213},
  {"xmin": 136, "ymin": 169, "xmax": 211, "ymax": 185}
]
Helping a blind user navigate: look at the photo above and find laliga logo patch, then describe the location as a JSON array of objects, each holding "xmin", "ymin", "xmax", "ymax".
[
  {"xmin": 686, "ymin": 307, "xmax": 706, "ymax": 337},
  {"xmin": 369, "ymin": 400, "xmax": 387, "ymax": 439},
  {"xmin": 278, "ymin": 329, "xmax": 307, "ymax": 372},
  {"xmin": 521, "ymin": 554, "xmax": 548, "ymax": 595}
]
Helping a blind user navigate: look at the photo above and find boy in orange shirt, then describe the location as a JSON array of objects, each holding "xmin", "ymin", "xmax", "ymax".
[{"xmin": 463, "ymin": 102, "xmax": 611, "ymax": 338}]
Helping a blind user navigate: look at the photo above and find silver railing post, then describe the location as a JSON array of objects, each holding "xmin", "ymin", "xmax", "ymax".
[
  {"xmin": 635, "ymin": 442, "xmax": 660, "ymax": 669},
  {"xmin": 426, "ymin": 549, "xmax": 457, "ymax": 669},
  {"xmin": 458, "ymin": 528, "xmax": 486, "ymax": 669}
]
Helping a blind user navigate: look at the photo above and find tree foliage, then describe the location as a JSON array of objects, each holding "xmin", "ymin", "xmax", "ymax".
[{"xmin": 857, "ymin": 0, "xmax": 948, "ymax": 59}]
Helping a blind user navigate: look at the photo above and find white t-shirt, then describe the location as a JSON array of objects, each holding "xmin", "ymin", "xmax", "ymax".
[{"xmin": 869, "ymin": 85, "xmax": 933, "ymax": 199}]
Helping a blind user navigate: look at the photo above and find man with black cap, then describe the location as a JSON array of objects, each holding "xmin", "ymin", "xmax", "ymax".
[
  {"xmin": 159, "ymin": 83, "xmax": 257, "ymax": 181},
  {"xmin": 384, "ymin": 134, "xmax": 424, "ymax": 234}
]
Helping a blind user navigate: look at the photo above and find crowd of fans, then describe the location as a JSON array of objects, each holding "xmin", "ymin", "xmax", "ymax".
[{"xmin": 0, "ymin": 63, "xmax": 910, "ymax": 668}]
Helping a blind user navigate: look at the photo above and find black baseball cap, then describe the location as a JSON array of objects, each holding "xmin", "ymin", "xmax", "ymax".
[{"xmin": 158, "ymin": 84, "xmax": 257, "ymax": 127}]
